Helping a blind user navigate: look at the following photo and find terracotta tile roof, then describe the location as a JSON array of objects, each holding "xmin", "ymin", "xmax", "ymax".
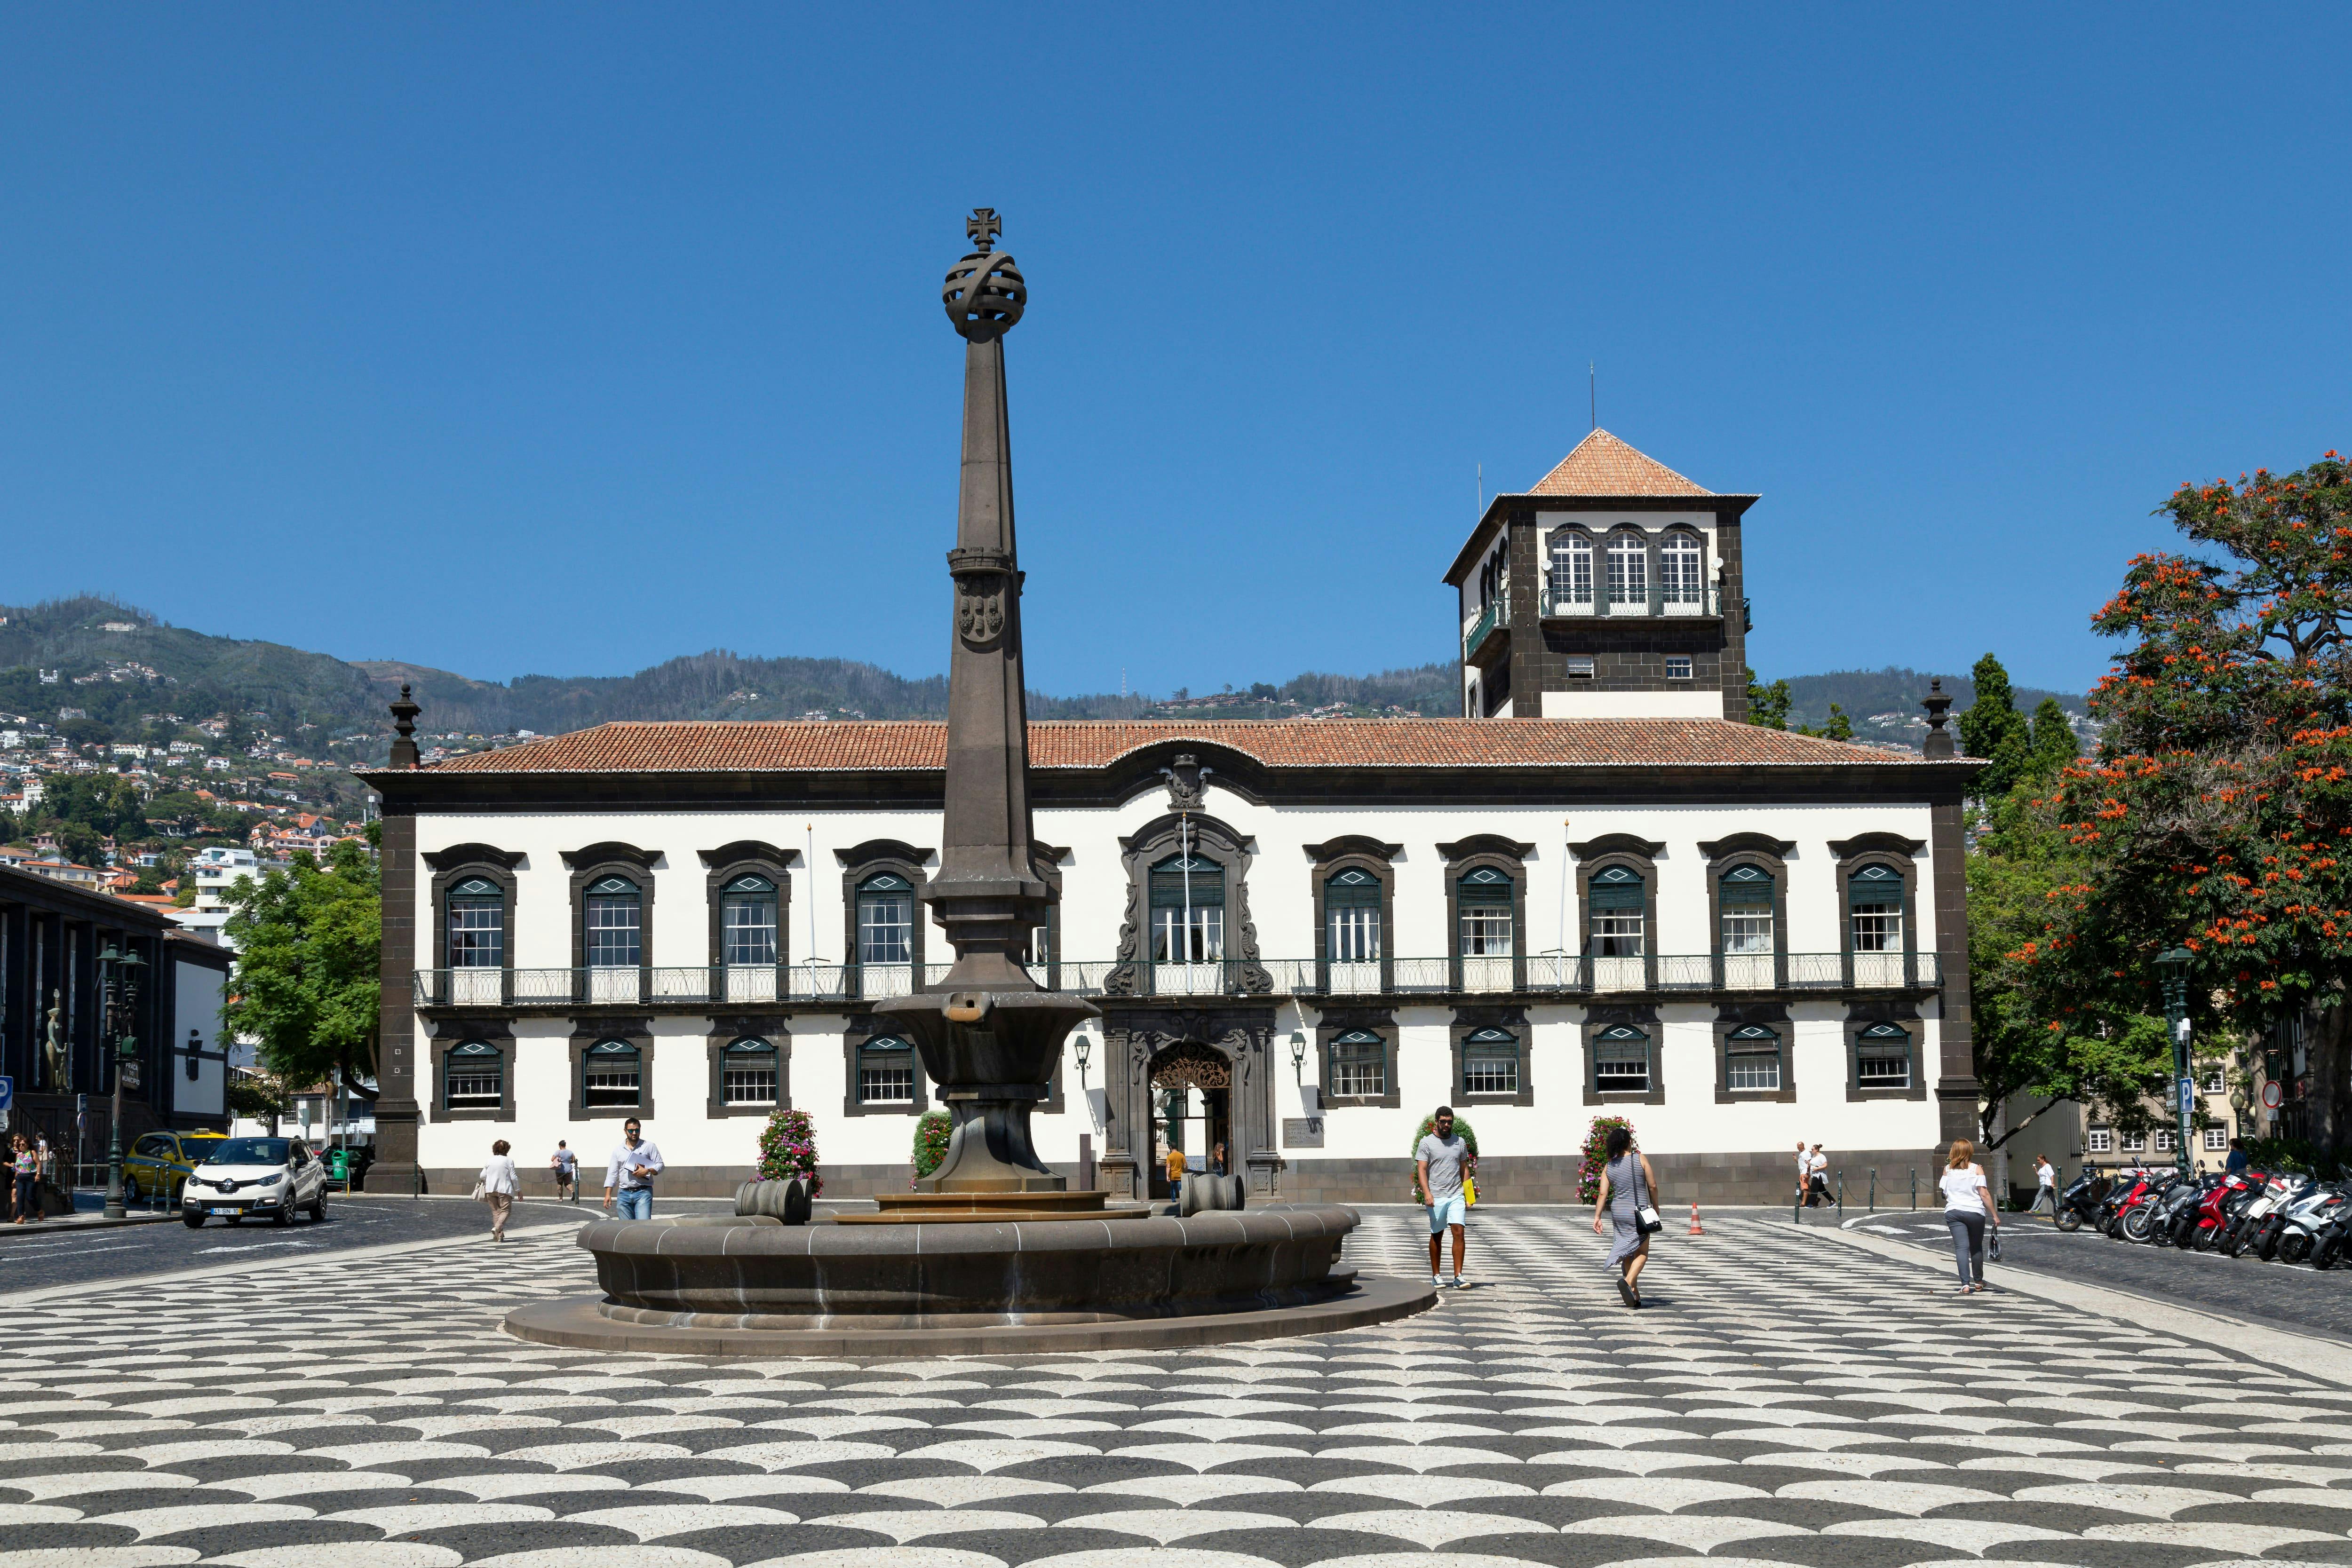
[
  {"xmin": 1527, "ymin": 429, "xmax": 1712, "ymax": 498},
  {"xmin": 414, "ymin": 718, "xmax": 1922, "ymax": 774}
]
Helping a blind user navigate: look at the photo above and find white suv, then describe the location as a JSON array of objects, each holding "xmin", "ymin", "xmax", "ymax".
[{"xmin": 182, "ymin": 1136, "xmax": 329, "ymax": 1228}]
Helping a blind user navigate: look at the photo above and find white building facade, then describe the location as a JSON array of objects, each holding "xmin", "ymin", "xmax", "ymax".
[{"xmin": 361, "ymin": 433, "xmax": 1982, "ymax": 1205}]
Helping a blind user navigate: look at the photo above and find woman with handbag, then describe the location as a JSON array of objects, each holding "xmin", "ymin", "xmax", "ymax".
[
  {"xmin": 1592, "ymin": 1125, "xmax": 1661, "ymax": 1307},
  {"xmin": 477, "ymin": 1139, "xmax": 520, "ymax": 1242}
]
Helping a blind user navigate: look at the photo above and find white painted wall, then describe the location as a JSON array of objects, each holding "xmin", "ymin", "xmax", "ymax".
[
  {"xmin": 409, "ymin": 785, "xmax": 1947, "ymax": 1174},
  {"xmin": 1541, "ymin": 689, "xmax": 1726, "ymax": 720}
]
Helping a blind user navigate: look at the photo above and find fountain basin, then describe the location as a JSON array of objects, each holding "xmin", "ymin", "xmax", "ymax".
[{"xmin": 502, "ymin": 1202, "xmax": 1434, "ymax": 1356}]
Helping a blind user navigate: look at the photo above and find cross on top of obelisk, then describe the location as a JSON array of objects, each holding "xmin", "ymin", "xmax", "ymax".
[{"xmin": 966, "ymin": 208, "xmax": 1002, "ymax": 251}]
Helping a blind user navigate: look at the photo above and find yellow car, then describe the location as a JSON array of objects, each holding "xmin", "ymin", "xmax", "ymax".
[{"xmin": 124, "ymin": 1131, "xmax": 228, "ymax": 1208}]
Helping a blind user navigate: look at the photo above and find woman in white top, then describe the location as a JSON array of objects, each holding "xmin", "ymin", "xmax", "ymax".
[
  {"xmin": 1939, "ymin": 1138, "xmax": 1997, "ymax": 1292},
  {"xmin": 479, "ymin": 1139, "xmax": 520, "ymax": 1242}
]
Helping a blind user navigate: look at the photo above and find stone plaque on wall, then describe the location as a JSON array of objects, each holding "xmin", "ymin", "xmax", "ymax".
[{"xmin": 1282, "ymin": 1117, "xmax": 1324, "ymax": 1148}]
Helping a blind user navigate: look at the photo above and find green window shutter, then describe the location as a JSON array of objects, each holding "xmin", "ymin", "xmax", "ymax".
[
  {"xmin": 1848, "ymin": 864, "xmax": 1904, "ymax": 906},
  {"xmin": 451, "ymin": 877, "xmax": 501, "ymax": 899},
  {"xmin": 1458, "ymin": 866, "xmax": 1513, "ymax": 907},
  {"xmin": 1149, "ymin": 855, "xmax": 1225, "ymax": 908},
  {"xmin": 725, "ymin": 874, "xmax": 775, "ymax": 895},
  {"xmin": 1720, "ymin": 864, "xmax": 1773, "ymax": 907},
  {"xmin": 1589, "ymin": 865, "xmax": 1644, "ymax": 910},
  {"xmin": 862, "ymin": 873, "xmax": 910, "ymax": 893},
  {"xmin": 1326, "ymin": 867, "xmax": 1381, "ymax": 910},
  {"xmin": 587, "ymin": 875, "xmax": 638, "ymax": 897}
]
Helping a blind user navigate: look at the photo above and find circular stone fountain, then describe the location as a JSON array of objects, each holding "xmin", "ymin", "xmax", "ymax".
[{"xmin": 501, "ymin": 212, "xmax": 1431, "ymax": 1358}]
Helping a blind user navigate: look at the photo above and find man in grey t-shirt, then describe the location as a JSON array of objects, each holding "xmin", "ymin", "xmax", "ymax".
[{"xmin": 1416, "ymin": 1105, "xmax": 1476, "ymax": 1289}]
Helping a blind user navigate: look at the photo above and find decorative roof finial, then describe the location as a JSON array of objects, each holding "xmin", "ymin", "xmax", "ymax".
[
  {"xmin": 1921, "ymin": 678, "xmax": 1955, "ymax": 760},
  {"xmin": 965, "ymin": 207, "xmax": 1002, "ymax": 250},
  {"xmin": 388, "ymin": 683, "xmax": 422, "ymax": 769},
  {"xmin": 943, "ymin": 209, "xmax": 1025, "ymax": 342}
]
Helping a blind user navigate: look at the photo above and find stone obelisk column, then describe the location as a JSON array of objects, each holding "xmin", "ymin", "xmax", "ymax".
[{"xmin": 875, "ymin": 211, "xmax": 1101, "ymax": 1193}]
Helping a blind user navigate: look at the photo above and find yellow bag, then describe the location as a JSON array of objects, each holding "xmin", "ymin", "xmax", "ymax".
[{"xmin": 1462, "ymin": 1175, "xmax": 1478, "ymax": 1208}]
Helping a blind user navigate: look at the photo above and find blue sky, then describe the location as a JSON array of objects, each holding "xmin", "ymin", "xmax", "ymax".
[{"xmin": 3, "ymin": 7, "xmax": 2347, "ymax": 701}]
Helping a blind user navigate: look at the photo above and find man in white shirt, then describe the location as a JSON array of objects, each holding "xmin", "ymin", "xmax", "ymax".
[
  {"xmin": 603, "ymin": 1119, "xmax": 664, "ymax": 1220},
  {"xmin": 1794, "ymin": 1142, "xmax": 1810, "ymax": 1208}
]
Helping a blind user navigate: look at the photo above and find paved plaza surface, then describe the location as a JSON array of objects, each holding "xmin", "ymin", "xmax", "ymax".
[
  {"xmin": 1819, "ymin": 1205, "xmax": 2352, "ymax": 1347},
  {"xmin": 5, "ymin": 1211, "xmax": 2352, "ymax": 1568}
]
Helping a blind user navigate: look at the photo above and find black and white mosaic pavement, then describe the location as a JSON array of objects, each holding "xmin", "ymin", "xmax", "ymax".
[{"xmin": 3, "ymin": 1210, "xmax": 2351, "ymax": 1568}]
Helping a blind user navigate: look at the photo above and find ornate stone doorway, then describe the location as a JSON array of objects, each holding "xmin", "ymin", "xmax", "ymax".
[
  {"xmin": 1097, "ymin": 1006, "xmax": 1278, "ymax": 1202},
  {"xmin": 1146, "ymin": 1041, "xmax": 1231, "ymax": 1200}
]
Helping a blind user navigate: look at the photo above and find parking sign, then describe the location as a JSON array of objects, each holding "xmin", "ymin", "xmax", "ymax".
[
  {"xmin": 0, "ymin": 1077, "xmax": 12, "ymax": 1112},
  {"xmin": 2178, "ymin": 1077, "xmax": 2197, "ymax": 1125}
]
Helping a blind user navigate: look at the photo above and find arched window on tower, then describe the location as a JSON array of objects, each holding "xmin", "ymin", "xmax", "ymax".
[
  {"xmin": 1606, "ymin": 532, "xmax": 1648, "ymax": 612},
  {"xmin": 1546, "ymin": 532, "xmax": 1594, "ymax": 614},
  {"xmin": 1661, "ymin": 530, "xmax": 1705, "ymax": 614}
]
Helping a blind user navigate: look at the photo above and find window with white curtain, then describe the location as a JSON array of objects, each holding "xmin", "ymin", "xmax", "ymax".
[
  {"xmin": 1325, "ymin": 867, "xmax": 1381, "ymax": 963},
  {"xmin": 1661, "ymin": 531, "xmax": 1704, "ymax": 610}
]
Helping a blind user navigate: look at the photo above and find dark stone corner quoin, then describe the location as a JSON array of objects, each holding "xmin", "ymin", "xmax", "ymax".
[{"xmin": 491, "ymin": 209, "xmax": 1414, "ymax": 1355}]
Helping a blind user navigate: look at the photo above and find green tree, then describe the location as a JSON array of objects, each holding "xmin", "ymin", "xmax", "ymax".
[
  {"xmin": 222, "ymin": 839, "xmax": 381, "ymax": 1102},
  {"xmin": 1812, "ymin": 703, "xmax": 1854, "ymax": 741},
  {"xmin": 1745, "ymin": 667, "xmax": 1792, "ymax": 730},
  {"xmin": 1958, "ymin": 653, "xmax": 2032, "ymax": 795},
  {"xmin": 2028, "ymin": 697, "xmax": 2080, "ymax": 777},
  {"xmin": 2017, "ymin": 449, "xmax": 2352, "ymax": 1143}
]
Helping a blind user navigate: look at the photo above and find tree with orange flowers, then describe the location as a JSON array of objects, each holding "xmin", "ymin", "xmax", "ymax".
[{"xmin": 2015, "ymin": 451, "xmax": 2352, "ymax": 1145}]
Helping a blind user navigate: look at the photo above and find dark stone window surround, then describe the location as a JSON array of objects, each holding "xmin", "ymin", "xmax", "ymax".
[
  {"xmin": 424, "ymin": 844, "xmax": 523, "ymax": 980},
  {"xmin": 1844, "ymin": 998, "xmax": 1929, "ymax": 1102},
  {"xmin": 1830, "ymin": 833, "xmax": 1925, "ymax": 986},
  {"xmin": 1571, "ymin": 834, "xmax": 1663, "ymax": 990},
  {"xmin": 840, "ymin": 1010, "xmax": 930, "ymax": 1118},
  {"xmin": 563, "ymin": 842, "xmax": 660, "ymax": 980},
  {"xmin": 1541, "ymin": 519, "xmax": 1717, "ymax": 617},
  {"xmin": 1109, "ymin": 813, "xmax": 1270, "ymax": 995},
  {"xmin": 1582, "ymin": 1002, "xmax": 1665, "ymax": 1107},
  {"xmin": 1713, "ymin": 999, "xmax": 1797, "ymax": 1104},
  {"xmin": 705, "ymin": 1015, "xmax": 791, "ymax": 1120},
  {"xmin": 566, "ymin": 1015, "xmax": 655, "ymax": 1122},
  {"xmin": 425, "ymin": 1017, "xmax": 515, "ymax": 1123},
  {"xmin": 1438, "ymin": 836, "xmax": 1534, "ymax": 992},
  {"xmin": 834, "ymin": 839, "xmax": 935, "ymax": 986},
  {"xmin": 1304, "ymin": 836, "xmax": 1401, "ymax": 994},
  {"xmin": 1315, "ymin": 1005, "xmax": 1400, "ymax": 1110},
  {"xmin": 699, "ymin": 842, "xmax": 798, "ymax": 972},
  {"xmin": 1698, "ymin": 834, "xmax": 1795, "ymax": 991},
  {"xmin": 1032, "ymin": 842, "xmax": 1068, "ymax": 987},
  {"xmin": 1450, "ymin": 1003, "xmax": 1534, "ymax": 1108}
]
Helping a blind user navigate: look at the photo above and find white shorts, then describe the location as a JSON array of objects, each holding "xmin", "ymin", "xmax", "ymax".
[{"xmin": 1428, "ymin": 1195, "xmax": 1468, "ymax": 1232}]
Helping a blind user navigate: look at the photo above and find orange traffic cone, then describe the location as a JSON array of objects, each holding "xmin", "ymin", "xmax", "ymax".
[{"xmin": 1687, "ymin": 1203, "xmax": 1706, "ymax": 1236}]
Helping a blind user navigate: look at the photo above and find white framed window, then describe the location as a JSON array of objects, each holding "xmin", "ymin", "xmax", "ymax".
[
  {"xmin": 447, "ymin": 878, "xmax": 504, "ymax": 968},
  {"xmin": 1329, "ymin": 1030, "xmax": 1386, "ymax": 1098},
  {"xmin": 2121, "ymin": 1130, "xmax": 2145, "ymax": 1152},
  {"xmin": 857, "ymin": 1036, "xmax": 915, "ymax": 1105},
  {"xmin": 1606, "ymin": 533, "xmax": 1647, "ymax": 609},
  {"xmin": 1855, "ymin": 1023, "xmax": 1912, "ymax": 1090},
  {"xmin": 1666, "ymin": 656, "xmax": 1693, "ymax": 681},
  {"xmin": 1150, "ymin": 854, "xmax": 1225, "ymax": 962},
  {"xmin": 1849, "ymin": 863, "xmax": 1904, "ymax": 951},
  {"xmin": 722, "ymin": 1038, "xmax": 779, "ymax": 1106},
  {"xmin": 2199, "ymin": 1066, "xmax": 2225, "ymax": 1094},
  {"xmin": 1456, "ymin": 866, "xmax": 1514, "ymax": 957},
  {"xmin": 2154, "ymin": 1128, "xmax": 2176, "ymax": 1153},
  {"xmin": 1660, "ymin": 531, "xmax": 1704, "ymax": 611},
  {"xmin": 2201, "ymin": 1125, "xmax": 2228, "ymax": 1151},
  {"xmin": 1726, "ymin": 1025, "xmax": 1782, "ymax": 1092},
  {"xmin": 1462, "ymin": 1028, "xmax": 1520, "ymax": 1096},
  {"xmin": 2087, "ymin": 1127, "xmax": 2113, "ymax": 1154},
  {"xmin": 857, "ymin": 874, "xmax": 914, "ymax": 964},
  {"xmin": 721, "ymin": 875, "xmax": 778, "ymax": 966},
  {"xmin": 1720, "ymin": 864, "xmax": 1773, "ymax": 954},
  {"xmin": 1566, "ymin": 657, "xmax": 1596, "ymax": 681},
  {"xmin": 1587, "ymin": 865, "xmax": 1644, "ymax": 957},
  {"xmin": 584, "ymin": 876, "xmax": 642, "ymax": 968},
  {"xmin": 1546, "ymin": 532, "xmax": 1593, "ymax": 609},
  {"xmin": 582, "ymin": 1039, "xmax": 642, "ymax": 1108},
  {"xmin": 1325, "ymin": 867, "xmax": 1381, "ymax": 963},
  {"xmin": 445, "ymin": 1041, "xmax": 502, "ymax": 1109},
  {"xmin": 1594, "ymin": 1025, "xmax": 1649, "ymax": 1093}
]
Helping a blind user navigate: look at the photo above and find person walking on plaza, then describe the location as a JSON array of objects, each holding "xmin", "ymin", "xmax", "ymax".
[
  {"xmin": 550, "ymin": 1140, "xmax": 579, "ymax": 1202},
  {"xmin": 1806, "ymin": 1143, "xmax": 1830, "ymax": 1206},
  {"xmin": 603, "ymin": 1119, "xmax": 664, "ymax": 1220},
  {"xmin": 479, "ymin": 1139, "xmax": 519, "ymax": 1242},
  {"xmin": 2026, "ymin": 1154, "xmax": 2058, "ymax": 1217},
  {"xmin": 1941, "ymin": 1139, "xmax": 1997, "ymax": 1293},
  {"xmin": 1794, "ymin": 1141, "xmax": 1810, "ymax": 1208},
  {"xmin": 1416, "ymin": 1105, "xmax": 1475, "ymax": 1290},
  {"xmin": 9, "ymin": 1136, "xmax": 36, "ymax": 1225},
  {"xmin": 1593, "ymin": 1125, "xmax": 1659, "ymax": 1308}
]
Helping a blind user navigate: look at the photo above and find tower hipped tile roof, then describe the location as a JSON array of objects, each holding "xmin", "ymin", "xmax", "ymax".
[
  {"xmin": 408, "ymin": 718, "xmax": 1924, "ymax": 774},
  {"xmin": 1527, "ymin": 429, "xmax": 1712, "ymax": 498}
]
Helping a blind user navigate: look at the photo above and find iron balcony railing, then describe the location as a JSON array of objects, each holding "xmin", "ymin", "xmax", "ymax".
[
  {"xmin": 413, "ymin": 950, "xmax": 1940, "ymax": 1008},
  {"xmin": 1462, "ymin": 597, "xmax": 1506, "ymax": 661},
  {"xmin": 1539, "ymin": 584, "xmax": 1720, "ymax": 619}
]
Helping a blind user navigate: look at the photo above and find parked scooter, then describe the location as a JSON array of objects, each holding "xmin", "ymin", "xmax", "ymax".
[
  {"xmin": 2054, "ymin": 1169, "xmax": 2113, "ymax": 1234},
  {"xmin": 2263, "ymin": 1180, "xmax": 2349, "ymax": 1264},
  {"xmin": 2117, "ymin": 1170, "xmax": 2186, "ymax": 1242},
  {"xmin": 2221, "ymin": 1172, "xmax": 2311, "ymax": 1257}
]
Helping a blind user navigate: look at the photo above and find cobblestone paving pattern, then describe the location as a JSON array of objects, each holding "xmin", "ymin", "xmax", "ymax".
[{"xmin": 4, "ymin": 1211, "xmax": 2352, "ymax": 1568}]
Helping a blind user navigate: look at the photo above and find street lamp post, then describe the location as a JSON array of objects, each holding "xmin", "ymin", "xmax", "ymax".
[
  {"xmin": 2156, "ymin": 946, "xmax": 2195, "ymax": 1177},
  {"xmin": 96, "ymin": 943, "xmax": 145, "ymax": 1220}
]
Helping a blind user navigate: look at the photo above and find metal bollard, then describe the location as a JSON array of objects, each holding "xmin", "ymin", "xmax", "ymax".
[
  {"xmin": 1836, "ymin": 1172, "xmax": 1844, "ymax": 1219},
  {"xmin": 1869, "ymin": 1168, "xmax": 1877, "ymax": 1212},
  {"xmin": 1910, "ymin": 1167, "xmax": 1918, "ymax": 1211}
]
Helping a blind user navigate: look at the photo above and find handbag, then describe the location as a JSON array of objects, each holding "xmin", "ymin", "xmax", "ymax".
[
  {"xmin": 1987, "ymin": 1223, "xmax": 2002, "ymax": 1262},
  {"xmin": 469, "ymin": 1180, "xmax": 486, "ymax": 1202},
  {"xmin": 1632, "ymin": 1156, "xmax": 1663, "ymax": 1235},
  {"xmin": 1463, "ymin": 1175, "xmax": 1479, "ymax": 1208}
]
